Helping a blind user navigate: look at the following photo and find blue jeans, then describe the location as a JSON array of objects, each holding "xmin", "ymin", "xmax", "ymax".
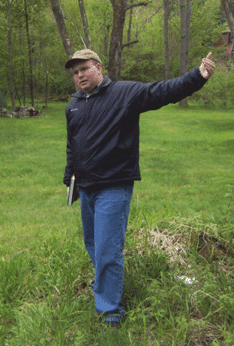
[{"xmin": 79, "ymin": 183, "xmax": 133, "ymax": 323}]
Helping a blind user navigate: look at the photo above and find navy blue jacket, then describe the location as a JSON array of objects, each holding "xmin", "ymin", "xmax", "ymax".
[{"xmin": 63, "ymin": 68, "xmax": 206, "ymax": 187}]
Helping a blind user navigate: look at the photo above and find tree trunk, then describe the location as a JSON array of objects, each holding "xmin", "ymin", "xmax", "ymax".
[
  {"xmin": 179, "ymin": 0, "xmax": 192, "ymax": 107},
  {"xmin": 185, "ymin": 0, "xmax": 192, "ymax": 68},
  {"xmin": 163, "ymin": 0, "xmax": 170, "ymax": 80},
  {"xmin": 127, "ymin": 0, "xmax": 133, "ymax": 46},
  {"xmin": 7, "ymin": 0, "xmax": 15, "ymax": 111},
  {"xmin": 24, "ymin": 0, "xmax": 34, "ymax": 107},
  {"xmin": 104, "ymin": 24, "xmax": 111, "ymax": 69},
  {"xmin": 50, "ymin": 0, "xmax": 74, "ymax": 59},
  {"xmin": 78, "ymin": 0, "xmax": 92, "ymax": 50},
  {"xmin": 19, "ymin": 23, "xmax": 26, "ymax": 106},
  {"xmin": 221, "ymin": 0, "xmax": 234, "ymax": 38},
  {"xmin": 108, "ymin": 0, "xmax": 127, "ymax": 80},
  {"xmin": 45, "ymin": 71, "xmax": 48, "ymax": 108},
  {"xmin": 108, "ymin": 0, "xmax": 150, "ymax": 80}
]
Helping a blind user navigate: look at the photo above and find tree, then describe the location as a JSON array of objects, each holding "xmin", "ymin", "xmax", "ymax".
[
  {"xmin": 7, "ymin": 0, "xmax": 15, "ymax": 110},
  {"xmin": 127, "ymin": 0, "xmax": 133, "ymax": 46},
  {"xmin": 81, "ymin": 0, "xmax": 112, "ymax": 69},
  {"xmin": 164, "ymin": 0, "xmax": 170, "ymax": 80},
  {"xmin": 49, "ymin": 0, "xmax": 74, "ymax": 59},
  {"xmin": 221, "ymin": 0, "xmax": 234, "ymax": 37},
  {"xmin": 108, "ymin": 0, "xmax": 150, "ymax": 81},
  {"xmin": 78, "ymin": 0, "xmax": 92, "ymax": 49},
  {"xmin": 0, "ymin": 0, "xmax": 229, "ymax": 103},
  {"xmin": 108, "ymin": 0, "xmax": 127, "ymax": 80},
  {"xmin": 24, "ymin": 0, "xmax": 34, "ymax": 107},
  {"xmin": 179, "ymin": 0, "xmax": 192, "ymax": 107}
]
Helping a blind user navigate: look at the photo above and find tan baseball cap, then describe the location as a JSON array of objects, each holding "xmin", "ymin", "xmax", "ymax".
[{"xmin": 65, "ymin": 49, "xmax": 102, "ymax": 69}]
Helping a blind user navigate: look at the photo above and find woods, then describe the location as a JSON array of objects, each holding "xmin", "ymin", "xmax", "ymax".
[{"xmin": 0, "ymin": 0, "xmax": 233, "ymax": 109}]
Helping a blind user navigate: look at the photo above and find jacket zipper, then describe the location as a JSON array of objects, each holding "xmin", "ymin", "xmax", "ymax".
[{"xmin": 79, "ymin": 97, "xmax": 89, "ymax": 182}]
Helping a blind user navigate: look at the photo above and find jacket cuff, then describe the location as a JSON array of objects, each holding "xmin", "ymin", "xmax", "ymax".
[{"xmin": 63, "ymin": 177, "xmax": 71, "ymax": 187}]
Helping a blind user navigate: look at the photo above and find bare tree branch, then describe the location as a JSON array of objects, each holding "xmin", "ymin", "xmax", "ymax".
[
  {"xmin": 122, "ymin": 39, "xmax": 139, "ymax": 49},
  {"xmin": 132, "ymin": 6, "xmax": 163, "ymax": 39},
  {"xmin": 60, "ymin": 3, "xmax": 86, "ymax": 48},
  {"xmin": 125, "ymin": 0, "xmax": 151, "ymax": 12}
]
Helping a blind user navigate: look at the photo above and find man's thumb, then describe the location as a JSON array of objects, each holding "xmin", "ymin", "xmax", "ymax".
[{"xmin": 206, "ymin": 52, "xmax": 212, "ymax": 60}]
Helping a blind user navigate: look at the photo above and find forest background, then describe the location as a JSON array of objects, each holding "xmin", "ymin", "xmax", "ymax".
[{"xmin": 1, "ymin": 0, "xmax": 234, "ymax": 111}]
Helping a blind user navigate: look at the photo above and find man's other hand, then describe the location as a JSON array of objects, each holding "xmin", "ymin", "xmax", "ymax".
[
  {"xmin": 67, "ymin": 187, "xmax": 69, "ymax": 197},
  {"xmin": 199, "ymin": 52, "xmax": 215, "ymax": 79}
]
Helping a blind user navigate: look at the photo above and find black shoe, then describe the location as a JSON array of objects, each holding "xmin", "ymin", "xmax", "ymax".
[
  {"xmin": 89, "ymin": 279, "xmax": 95, "ymax": 290},
  {"xmin": 105, "ymin": 321, "xmax": 121, "ymax": 329}
]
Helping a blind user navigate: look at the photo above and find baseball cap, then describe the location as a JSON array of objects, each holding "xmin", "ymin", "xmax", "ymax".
[{"xmin": 65, "ymin": 49, "xmax": 102, "ymax": 69}]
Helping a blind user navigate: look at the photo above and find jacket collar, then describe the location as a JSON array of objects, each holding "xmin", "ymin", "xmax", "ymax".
[{"xmin": 72, "ymin": 76, "xmax": 112, "ymax": 99}]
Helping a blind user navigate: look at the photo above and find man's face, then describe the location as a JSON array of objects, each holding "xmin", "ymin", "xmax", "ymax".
[{"xmin": 72, "ymin": 59, "xmax": 103, "ymax": 93}]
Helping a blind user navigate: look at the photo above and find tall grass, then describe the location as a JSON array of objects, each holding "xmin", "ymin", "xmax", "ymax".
[{"xmin": 0, "ymin": 103, "xmax": 234, "ymax": 345}]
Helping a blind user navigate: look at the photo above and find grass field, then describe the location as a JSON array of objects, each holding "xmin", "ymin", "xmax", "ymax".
[{"xmin": 0, "ymin": 103, "xmax": 234, "ymax": 345}]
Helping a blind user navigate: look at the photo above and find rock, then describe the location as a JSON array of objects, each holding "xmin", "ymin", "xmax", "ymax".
[{"xmin": 0, "ymin": 108, "xmax": 11, "ymax": 117}]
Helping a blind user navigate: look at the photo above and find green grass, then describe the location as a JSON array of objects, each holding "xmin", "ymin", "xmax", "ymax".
[
  {"xmin": 0, "ymin": 103, "xmax": 234, "ymax": 345},
  {"xmin": 134, "ymin": 105, "xmax": 234, "ymax": 227}
]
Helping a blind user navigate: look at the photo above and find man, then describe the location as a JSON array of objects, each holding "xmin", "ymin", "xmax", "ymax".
[{"xmin": 63, "ymin": 49, "xmax": 215, "ymax": 328}]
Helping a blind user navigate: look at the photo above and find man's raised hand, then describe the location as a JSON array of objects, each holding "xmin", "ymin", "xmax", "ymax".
[{"xmin": 199, "ymin": 52, "xmax": 216, "ymax": 80}]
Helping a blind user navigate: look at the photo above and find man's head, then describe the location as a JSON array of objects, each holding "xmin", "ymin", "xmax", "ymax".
[{"xmin": 65, "ymin": 49, "xmax": 103, "ymax": 93}]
